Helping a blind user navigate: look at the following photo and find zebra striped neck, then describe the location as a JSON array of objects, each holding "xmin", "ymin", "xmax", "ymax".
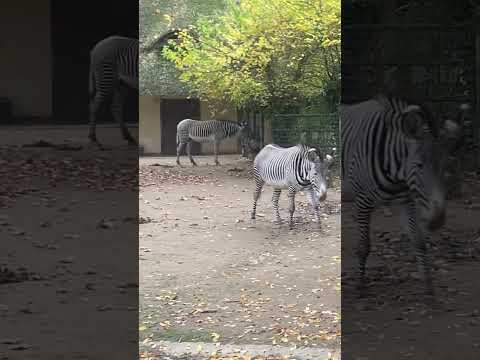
[
  {"xmin": 225, "ymin": 122, "xmax": 240, "ymax": 138},
  {"xmin": 294, "ymin": 147, "xmax": 312, "ymax": 187}
]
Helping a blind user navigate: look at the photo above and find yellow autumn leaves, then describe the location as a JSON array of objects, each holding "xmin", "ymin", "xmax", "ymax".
[{"xmin": 162, "ymin": 0, "xmax": 340, "ymax": 110}]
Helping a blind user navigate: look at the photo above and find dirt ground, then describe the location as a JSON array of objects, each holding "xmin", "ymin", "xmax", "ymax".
[
  {"xmin": 0, "ymin": 125, "xmax": 138, "ymax": 360},
  {"xmin": 341, "ymin": 170, "xmax": 480, "ymax": 360},
  {"xmin": 139, "ymin": 154, "xmax": 342, "ymax": 359}
]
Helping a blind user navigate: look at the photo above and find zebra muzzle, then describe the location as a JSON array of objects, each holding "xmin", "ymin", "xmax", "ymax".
[{"xmin": 426, "ymin": 201, "xmax": 446, "ymax": 231}]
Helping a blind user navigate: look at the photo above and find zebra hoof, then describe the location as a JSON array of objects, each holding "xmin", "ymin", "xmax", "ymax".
[{"xmin": 89, "ymin": 140, "xmax": 103, "ymax": 149}]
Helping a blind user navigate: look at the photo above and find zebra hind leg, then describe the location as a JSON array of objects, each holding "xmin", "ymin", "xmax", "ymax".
[
  {"xmin": 111, "ymin": 85, "xmax": 137, "ymax": 146},
  {"xmin": 251, "ymin": 178, "xmax": 264, "ymax": 221},
  {"xmin": 89, "ymin": 95, "xmax": 104, "ymax": 147},
  {"xmin": 186, "ymin": 142, "xmax": 197, "ymax": 166},
  {"xmin": 213, "ymin": 140, "xmax": 220, "ymax": 166},
  {"xmin": 287, "ymin": 187, "xmax": 296, "ymax": 230},
  {"xmin": 272, "ymin": 189, "xmax": 282, "ymax": 225},
  {"xmin": 176, "ymin": 143, "xmax": 187, "ymax": 166}
]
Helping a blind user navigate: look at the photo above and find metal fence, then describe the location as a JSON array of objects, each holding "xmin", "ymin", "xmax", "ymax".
[
  {"xmin": 238, "ymin": 108, "xmax": 266, "ymax": 147},
  {"xmin": 238, "ymin": 108, "xmax": 340, "ymax": 156},
  {"xmin": 272, "ymin": 113, "xmax": 340, "ymax": 156},
  {"xmin": 342, "ymin": 23, "xmax": 479, "ymax": 155}
]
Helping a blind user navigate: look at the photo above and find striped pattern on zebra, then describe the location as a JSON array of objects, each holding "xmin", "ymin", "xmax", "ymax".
[
  {"xmin": 341, "ymin": 95, "xmax": 467, "ymax": 299},
  {"xmin": 251, "ymin": 144, "xmax": 333, "ymax": 229},
  {"xmin": 89, "ymin": 36, "xmax": 138, "ymax": 146},
  {"xmin": 176, "ymin": 119, "xmax": 249, "ymax": 166}
]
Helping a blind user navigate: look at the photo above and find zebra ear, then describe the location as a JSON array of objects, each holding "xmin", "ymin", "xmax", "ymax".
[
  {"xmin": 401, "ymin": 105, "xmax": 424, "ymax": 139},
  {"xmin": 325, "ymin": 154, "xmax": 333, "ymax": 165},
  {"xmin": 307, "ymin": 148, "xmax": 320, "ymax": 162},
  {"xmin": 440, "ymin": 119, "xmax": 462, "ymax": 145}
]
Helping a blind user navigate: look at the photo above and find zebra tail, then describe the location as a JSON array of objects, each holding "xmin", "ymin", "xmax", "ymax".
[{"xmin": 88, "ymin": 63, "xmax": 95, "ymax": 100}]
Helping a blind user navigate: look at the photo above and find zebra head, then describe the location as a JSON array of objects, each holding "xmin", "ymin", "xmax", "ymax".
[
  {"xmin": 401, "ymin": 103, "xmax": 466, "ymax": 231},
  {"xmin": 238, "ymin": 122, "xmax": 251, "ymax": 156},
  {"xmin": 306, "ymin": 148, "xmax": 333, "ymax": 203}
]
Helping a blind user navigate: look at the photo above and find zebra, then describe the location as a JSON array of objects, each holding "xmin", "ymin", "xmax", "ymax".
[
  {"xmin": 176, "ymin": 119, "xmax": 249, "ymax": 166},
  {"xmin": 88, "ymin": 36, "xmax": 138, "ymax": 146},
  {"xmin": 250, "ymin": 144, "xmax": 333, "ymax": 229},
  {"xmin": 341, "ymin": 95, "xmax": 467, "ymax": 299}
]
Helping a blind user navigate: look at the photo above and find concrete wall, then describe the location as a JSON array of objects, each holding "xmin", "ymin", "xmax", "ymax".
[
  {"xmin": 0, "ymin": 0, "xmax": 52, "ymax": 118},
  {"xmin": 139, "ymin": 96, "xmax": 161, "ymax": 154},
  {"xmin": 140, "ymin": 96, "xmax": 240, "ymax": 155},
  {"xmin": 199, "ymin": 102, "xmax": 240, "ymax": 154}
]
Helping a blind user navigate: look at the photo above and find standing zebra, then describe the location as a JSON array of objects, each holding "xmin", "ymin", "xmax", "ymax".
[
  {"xmin": 251, "ymin": 144, "xmax": 333, "ymax": 229},
  {"xmin": 342, "ymin": 95, "xmax": 467, "ymax": 299},
  {"xmin": 89, "ymin": 36, "xmax": 138, "ymax": 146},
  {"xmin": 176, "ymin": 119, "xmax": 249, "ymax": 166}
]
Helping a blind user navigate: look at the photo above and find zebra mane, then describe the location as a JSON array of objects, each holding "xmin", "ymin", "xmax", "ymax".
[
  {"xmin": 373, "ymin": 95, "xmax": 440, "ymax": 138},
  {"xmin": 298, "ymin": 143, "xmax": 322, "ymax": 154}
]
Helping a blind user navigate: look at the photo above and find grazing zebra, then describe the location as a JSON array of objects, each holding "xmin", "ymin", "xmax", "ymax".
[
  {"xmin": 251, "ymin": 144, "xmax": 333, "ymax": 229},
  {"xmin": 342, "ymin": 95, "xmax": 467, "ymax": 299},
  {"xmin": 88, "ymin": 36, "xmax": 138, "ymax": 146},
  {"xmin": 176, "ymin": 119, "xmax": 249, "ymax": 166}
]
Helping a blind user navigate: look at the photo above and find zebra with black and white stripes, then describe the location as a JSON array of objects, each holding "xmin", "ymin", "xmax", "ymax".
[
  {"xmin": 341, "ymin": 95, "xmax": 467, "ymax": 299},
  {"xmin": 176, "ymin": 119, "xmax": 249, "ymax": 166},
  {"xmin": 250, "ymin": 144, "xmax": 333, "ymax": 229},
  {"xmin": 89, "ymin": 36, "xmax": 138, "ymax": 146}
]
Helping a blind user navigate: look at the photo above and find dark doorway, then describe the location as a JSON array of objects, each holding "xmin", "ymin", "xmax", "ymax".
[
  {"xmin": 161, "ymin": 99, "xmax": 201, "ymax": 155},
  {"xmin": 50, "ymin": 0, "xmax": 138, "ymax": 123}
]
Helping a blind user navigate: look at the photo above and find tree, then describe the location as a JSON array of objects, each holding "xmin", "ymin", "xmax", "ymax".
[
  {"xmin": 162, "ymin": 0, "xmax": 340, "ymax": 112},
  {"xmin": 139, "ymin": 0, "xmax": 226, "ymax": 96}
]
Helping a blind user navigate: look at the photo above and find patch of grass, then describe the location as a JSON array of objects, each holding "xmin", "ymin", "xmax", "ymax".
[{"xmin": 157, "ymin": 328, "xmax": 214, "ymax": 343}]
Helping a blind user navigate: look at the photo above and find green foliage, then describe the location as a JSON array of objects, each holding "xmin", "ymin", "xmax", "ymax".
[
  {"xmin": 140, "ymin": 0, "xmax": 226, "ymax": 96},
  {"xmin": 162, "ymin": 0, "xmax": 340, "ymax": 111}
]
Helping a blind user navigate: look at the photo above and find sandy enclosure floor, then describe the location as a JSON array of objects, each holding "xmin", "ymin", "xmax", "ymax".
[
  {"xmin": 0, "ymin": 126, "xmax": 138, "ymax": 360},
  {"xmin": 139, "ymin": 154, "xmax": 341, "ymax": 358},
  {"xmin": 341, "ymin": 169, "xmax": 480, "ymax": 360}
]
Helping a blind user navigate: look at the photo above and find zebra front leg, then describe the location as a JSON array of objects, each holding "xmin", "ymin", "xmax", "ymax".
[
  {"xmin": 313, "ymin": 204, "xmax": 322, "ymax": 229},
  {"xmin": 176, "ymin": 143, "xmax": 187, "ymax": 166},
  {"xmin": 213, "ymin": 140, "xmax": 220, "ymax": 166},
  {"xmin": 399, "ymin": 203, "xmax": 412, "ymax": 250},
  {"xmin": 186, "ymin": 142, "xmax": 197, "ymax": 166},
  {"xmin": 406, "ymin": 202, "xmax": 435, "ymax": 301},
  {"xmin": 416, "ymin": 234, "xmax": 435, "ymax": 300},
  {"xmin": 272, "ymin": 189, "xmax": 282, "ymax": 224},
  {"xmin": 251, "ymin": 178, "xmax": 264, "ymax": 221},
  {"xmin": 307, "ymin": 189, "xmax": 322, "ymax": 229},
  {"xmin": 287, "ymin": 187, "xmax": 296, "ymax": 229},
  {"xmin": 355, "ymin": 203, "xmax": 373, "ymax": 297},
  {"xmin": 112, "ymin": 86, "xmax": 137, "ymax": 146}
]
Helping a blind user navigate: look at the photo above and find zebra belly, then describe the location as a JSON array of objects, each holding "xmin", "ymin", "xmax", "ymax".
[
  {"xmin": 263, "ymin": 179, "xmax": 290, "ymax": 189},
  {"xmin": 189, "ymin": 135, "xmax": 214, "ymax": 143}
]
